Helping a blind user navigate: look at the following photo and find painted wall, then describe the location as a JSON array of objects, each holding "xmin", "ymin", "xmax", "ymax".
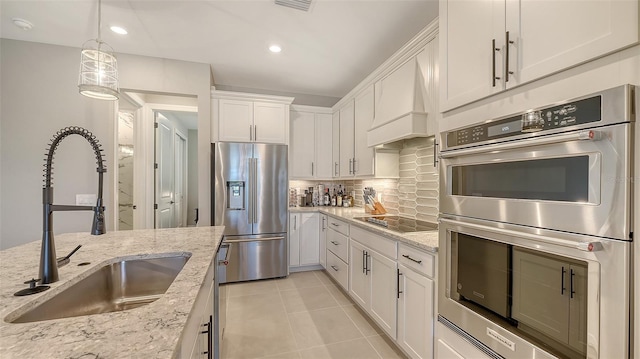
[
  {"xmin": 0, "ymin": 39, "xmax": 212, "ymax": 250},
  {"xmin": 187, "ymin": 129, "xmax": 198, "ymax": 226}
]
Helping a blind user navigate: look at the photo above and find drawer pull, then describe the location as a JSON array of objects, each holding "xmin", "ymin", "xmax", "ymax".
[
  {"xmin": 331, "ymin": 223, "xmax": 339, "ymax": 227},
  {"xmin": 330, "ymin": 241, "xmax": 339, "ymax": 245},
  {"xmin": 331, "ymin": 265, "xmax": 339, "ymax": 272},
  {"xmin": 402, "ymin": 254, "xmax": 422, "ymax": 264}
]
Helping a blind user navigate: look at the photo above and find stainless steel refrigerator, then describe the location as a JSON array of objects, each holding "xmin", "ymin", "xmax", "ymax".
[{"xmin": 212, "ymin": 142, "xmax": 288, "ymax": 283}]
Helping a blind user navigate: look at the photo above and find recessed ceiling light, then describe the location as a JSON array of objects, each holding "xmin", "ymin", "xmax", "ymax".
[
  {"xmin": 269, "ymin": 45, "xmax": 282, "ymax": 53},
  {"xmin": 12, "ymin": 18, "xmax": 34, "ymax": 31},
  {"xmin": 110, "ymin": 26, "xmax": 128, "ymax": 35}
]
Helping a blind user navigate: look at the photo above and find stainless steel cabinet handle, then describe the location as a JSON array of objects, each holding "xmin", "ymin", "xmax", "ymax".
[
  {"xmin": 294, "ymin": 215, "xmax": 297, "ymax": 230},
  {"xmin": 402, "ymin": 254, "xmax": 422, "ymax": 264},
  {"xmin": 249, "ymin": 125, "xmax": 253, "ymax": 141},
  {"xmin": 331, "ymin": 223, "xmax": 339, "ymax": 227},
  {"xmin": 365, "ymin": 252, "xmax": 370, "ymax": 275},
  {"xmin": 311, "ymin": 162, "xmax": 314, "ymax": 176},
  {"xmin": 201, "ymin": 316, "xmax": 212, "ymax": 359},
  {"xmin": 397, "ymin": 269, "xmax": 403, "ymax": 299},
  {"xmin": 352, "ymin": 158, "xmax": 357, "ymax": 174},
  {"xmin": 433, "ymin": 140, "xmax": 439, "ymax": 168},
  {"xmin": 331, "ymin": 241, "xmax": 339, "ymax": 245},
  {"xmin": 505, "ymin": 31, "xmax": 514, "ymax": 82},
  {"xmin": 254, "ymin": 125, "xmax": 257, "ymax": 141},
  {"xmin": 561, "ymin": 266, "xmax": 566, "ymax": 295},
  {"xmin": 349, "ymin": 158, "xmax": 353, "ymax": 174},
  {"xmin": 362, "ymin": 250, "xmax": 366, "ymax": 274},
  {"xmin": 334, "ymin": 162, "xmax": 339, "ymax": 176},
  {"xmin": 570, "ymin": 269, "xmax": 575, "ymax": 299},
  {"xmin": 492, "ymin": 39, "xmax": 501, "ymax": 87},
  {"xmin": 322, "ymin": 217, "xmax": 326, "ymax": 231},
  {"xmin": 331, "ymin": 265, "xmax": 339, "ymax": 272}
]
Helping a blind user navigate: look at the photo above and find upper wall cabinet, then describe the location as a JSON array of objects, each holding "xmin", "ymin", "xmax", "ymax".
[
  {"xmin": 211, "ymin": 89, "xmax": 294, "ymax": 144},
  {"xmin": 439, "ymin": 0, "xmax": 639, "ymax": 112},
  {"xmin": 290, "ymin": 106, "xmax": 333, "ymax": 179}
]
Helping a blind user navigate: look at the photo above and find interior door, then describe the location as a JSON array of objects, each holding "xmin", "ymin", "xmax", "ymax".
[
  {"xmin": 155, "ymin": 112, "xmax": 174, "ymax": 228},
  {"xmin": 174, "ymin": 131, "xmax": 187, "ymax": 227}
]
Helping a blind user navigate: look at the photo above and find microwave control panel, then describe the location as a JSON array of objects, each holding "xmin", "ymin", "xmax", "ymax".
[{"xmin": 446, "ymin": 95, "xmax": 602, "ymax": 148}]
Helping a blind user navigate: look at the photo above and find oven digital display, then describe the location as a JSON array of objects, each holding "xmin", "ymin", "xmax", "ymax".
[{"xmin": 487, "ymin": 119, "xmax": 522, "ymax": 137}]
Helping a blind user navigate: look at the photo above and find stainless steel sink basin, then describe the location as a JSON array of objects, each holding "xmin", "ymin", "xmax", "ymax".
[{"xmin": 6, "ymin": 254, "xmax": 191, "ymax": 323}]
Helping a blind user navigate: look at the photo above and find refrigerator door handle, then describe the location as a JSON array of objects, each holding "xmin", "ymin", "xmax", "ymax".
[
  {"xmin": 253, "ymin": 157, "xmax": 259, "ymax": 224},
  {"xmin": 248, "ymin": 158, "xmax": 254, "ymax": 224}
]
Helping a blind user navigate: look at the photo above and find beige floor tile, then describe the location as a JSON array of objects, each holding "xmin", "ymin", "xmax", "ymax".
[
  {"xmin": 298, "ymin": 338, "xmax": 382, "ymax": 359},
  {"xmin": 313, "ymin": 270, "xmax": 335, "ymax": 286},
  {"xmin": 226, "ymin": 279, "xmax": 279, "ymax": 298},
  {"xmin": 276, "ymin": 271, "xmax": 323, "ymax": 291},
  {"xmin": 342, "ymin": 304, "xmax": 383, "ymax": 336},
  {"xmin": 223, "ymin": 315, "xmax": 298, "ymax": 359},
  {"xmin": 367, "ymin": 335, "xmax": 407, "ymax": 359},
  {"xmin": 260, "ymin": 351, "xmax": 302, "ymax": 359},
  {"xmin": 281, "ymin": 286, "xmax": 339, "ymax": 313},
  {"xmin": 325, "ymin": 284, "xmax": 353, "ymax": 307},
  {"xmin": 227, "ymin": 291, "xmax": 287, "ymax": 323},
  {"xmin": 288, "ymin": 307, "xmax": 363, "ymax": 349}
]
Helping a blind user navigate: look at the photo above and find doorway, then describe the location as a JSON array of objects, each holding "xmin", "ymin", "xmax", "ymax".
[{"xmin": 116, "ymin": 91, "xmax": 198, "ymax": 230}]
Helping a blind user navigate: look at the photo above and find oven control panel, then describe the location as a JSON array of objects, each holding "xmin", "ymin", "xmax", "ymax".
[{"xmin": 446, "ymin": 95, "xmax": 602, "ymax": 147}]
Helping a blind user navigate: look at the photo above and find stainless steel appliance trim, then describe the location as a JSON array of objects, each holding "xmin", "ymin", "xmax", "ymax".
[
  {"xmin": 438, "ymin": 315, "xmax": 504, "ymax": 359},
  {"xmin": 440, "ymin": 129, "xmax": 603, "ymax": 159},
  {"xmin": 224, "ymin": 236, "xmax": 286, "ymax": 243},
  {"xmin": 441, "ymin": 85, "xmax": 634, "ymax": 152}
]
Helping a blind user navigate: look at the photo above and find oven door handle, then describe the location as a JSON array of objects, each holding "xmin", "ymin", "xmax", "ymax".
[
  {"xmin": 439, "ymin": 217, "xmax": 604, "ymax": 252},
  {"xmin": 440, "ymin": 129, "xmax": 603, "ymax": 158}
]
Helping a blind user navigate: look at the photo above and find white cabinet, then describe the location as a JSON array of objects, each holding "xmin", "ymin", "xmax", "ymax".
[
  {"xmin": 178, "ymin": 259, "xmax": 214, "ymax": 359},
  {"xmin": 336, "ymin": 87, "xmax": 399, "ymax": 179},
  {"xmin": 319, "ymin": 214, "xmax": 328, "ymax": 269},
  {"xmin": 398, "ymin": 263, "xmax": 434, "ymax": 359},
  {"xmin": 289, "ymin": 106, "xmax": 333, "ymax": 179},
  {"xmin": 353, "ymin": 85, "xmax": 375, "ymax": 176},
  {"xmin": 439, "ymin": 0, "xmax": 639, "ymax": 111},
  {"xmin": 326, "ymin": 216, "xmax": 349, "ymax": 290},
  {"xmin": 348, "ymin": 226, "xmax": 398, "ymax": 340},
  {"xmin": 289, "ymin": 212, "xmax": 320, "ymax": 267},
  {"xmin": 212, "ymin": 90, "xmax": 293, "ymax": 144},
  {"xmin": 338, "ymin": 100, "xmax": 355, "ymax": 177}
]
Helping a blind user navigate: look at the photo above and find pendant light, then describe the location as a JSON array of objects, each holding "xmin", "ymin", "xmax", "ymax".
[{"xmin": 78, "ymin": 0, "xmax": 119, "ymax": 100}]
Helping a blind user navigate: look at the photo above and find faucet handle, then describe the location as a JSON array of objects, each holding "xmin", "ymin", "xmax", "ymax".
[{"xmin": 24, "ymin": 278, "xmax": 40, "ymax": 288}]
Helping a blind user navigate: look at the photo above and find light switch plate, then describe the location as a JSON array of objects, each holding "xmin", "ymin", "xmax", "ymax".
[{"xmin": 76, "ymin": 194, "xmax": 97, "ymax": 206}]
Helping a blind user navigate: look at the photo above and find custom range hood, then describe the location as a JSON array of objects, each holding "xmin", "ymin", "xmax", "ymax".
[{"xmin": 368, "ymin": 44, "xmax": 437, "ymax": 147}]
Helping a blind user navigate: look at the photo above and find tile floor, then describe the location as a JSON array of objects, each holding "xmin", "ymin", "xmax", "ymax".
[{"xmin": 221, "ymin": 270, "xmax": 408, "ymax": 359}]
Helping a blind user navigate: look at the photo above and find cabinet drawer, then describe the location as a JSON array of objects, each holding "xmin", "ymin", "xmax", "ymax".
[
  {"xmin": 350, "ymin": 226, "xmax": 397, "ymax": 260},
  {"xmin": 326, "ymin": 250, "xmax": 348, "ymax": 291},
  {"xmin": 327, "ymin": 229, "xmax": 349, "ymax": 263},
  {"xmin": 327, "ymin": 216, "xmax": 349, "ymax": 236},
  {"xmin": 398, "ymin": 243, "xmax": 435, "ymax": 278}
]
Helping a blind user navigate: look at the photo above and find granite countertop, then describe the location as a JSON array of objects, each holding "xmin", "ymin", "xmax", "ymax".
[
  {"xmin": 0, "ymin": 226, "xmax": 224, "ymax": 359},
  {"xmin": 289, "ymin": 206, "xmax": 439, "ymax": 253}
]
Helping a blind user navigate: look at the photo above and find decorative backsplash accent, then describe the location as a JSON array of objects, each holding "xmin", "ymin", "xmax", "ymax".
[{"xmin": 289, "ymin": 137, "xmax": 439, "ymax": 223}]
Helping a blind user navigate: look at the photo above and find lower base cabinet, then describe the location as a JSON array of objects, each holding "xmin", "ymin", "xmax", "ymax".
[
  {"xmin": 397, "ymin": 263, "xmax": 434, "ymax": 359},
  {"xmin": 289, "ymin": 212, "xmax": 320, "ymax": 268}
]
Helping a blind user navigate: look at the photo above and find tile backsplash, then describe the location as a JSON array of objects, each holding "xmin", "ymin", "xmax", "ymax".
[{"xmin": 289, "ymin": 137, "xmax": 439, "ymax": 223}]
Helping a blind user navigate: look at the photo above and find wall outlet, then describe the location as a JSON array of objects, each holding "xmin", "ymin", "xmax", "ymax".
[{"xmin": 76, "ymin": 194, "xmax": 97, "ymax": 206}]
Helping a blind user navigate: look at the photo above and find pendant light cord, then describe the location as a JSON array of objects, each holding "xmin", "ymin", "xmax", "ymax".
[{"xmin": 97, "ymin": 0, "xmax": 102, "ymax": 44}]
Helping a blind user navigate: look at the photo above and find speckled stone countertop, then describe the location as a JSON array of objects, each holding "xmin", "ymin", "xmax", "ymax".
[
  {"xmin": 0, "ymin": 226, "xmax": 224, "ymax": 359},
  {"xmin": 289, "ymin": 207, "xmax": 439, "ymax": 253}
]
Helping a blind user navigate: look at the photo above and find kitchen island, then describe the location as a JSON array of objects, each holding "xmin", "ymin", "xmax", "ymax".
[{"xmin": 0, "ymin": 226, "xmax": 224, "ymax": 359}]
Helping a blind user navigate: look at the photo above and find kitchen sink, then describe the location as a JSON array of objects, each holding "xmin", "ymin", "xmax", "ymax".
[{"xmin": 6, "ymin": 253, "xmax": 191, "ymax": 323}]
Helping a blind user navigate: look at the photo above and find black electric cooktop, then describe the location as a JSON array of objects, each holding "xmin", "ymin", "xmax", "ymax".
[{"xmin": 354, "ymin": 215, "xmax": 437, "ymax": 233}]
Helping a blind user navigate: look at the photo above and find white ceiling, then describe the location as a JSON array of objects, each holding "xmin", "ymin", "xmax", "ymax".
[{"xmin": 1, "ymin": 0, "xmax": 438, "ymax": 100}]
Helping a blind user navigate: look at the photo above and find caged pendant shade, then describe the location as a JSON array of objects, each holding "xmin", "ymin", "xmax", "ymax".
[{"xmin": 78, "ymin": 0, "xmax": 119, "ymax": 100}]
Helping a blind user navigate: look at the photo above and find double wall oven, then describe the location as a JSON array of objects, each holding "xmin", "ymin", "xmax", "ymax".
[{"xmin": 438, "ymin": 85, "xmax": 635, "ymax": 359}]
